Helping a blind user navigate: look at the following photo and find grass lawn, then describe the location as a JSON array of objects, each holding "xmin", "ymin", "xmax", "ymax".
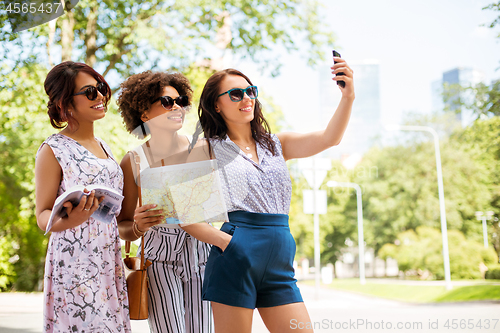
[{"xmin": 303, "ymin": 279, "xmax": 500, "ymax": 303}]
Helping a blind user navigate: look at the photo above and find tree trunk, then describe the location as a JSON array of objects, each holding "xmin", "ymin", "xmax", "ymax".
[
  {"xmin": 85, "ymin": 2, "xmax": 99, "ymax": 67},
  {"xmin": 46, "ymin": 19, "xmax": 56, "ymax": 67},
  {"xmin": 60, "ymin": 9, "xmax": 75, "ymax": 61}
]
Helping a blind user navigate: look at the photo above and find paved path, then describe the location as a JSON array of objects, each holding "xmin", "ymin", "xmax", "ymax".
[{"xmin": 1, "ymin": 283, "xmax": 499, "ymax": 333}]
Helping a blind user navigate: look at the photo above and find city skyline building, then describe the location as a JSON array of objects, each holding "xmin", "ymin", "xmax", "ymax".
[{"xmin": 431, "ymin": 67, "xmax": 485, "ymax": 127}]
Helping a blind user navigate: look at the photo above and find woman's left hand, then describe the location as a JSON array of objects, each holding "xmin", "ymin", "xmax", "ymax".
[{"xmin": 331, "ymin": 57, "xmax": 354, "ymax": 100}]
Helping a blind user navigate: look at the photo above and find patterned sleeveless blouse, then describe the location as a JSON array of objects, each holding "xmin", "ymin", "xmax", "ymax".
[{"xmin": 209, "ymin": 134, "xmax": 292, "ymax": 214}]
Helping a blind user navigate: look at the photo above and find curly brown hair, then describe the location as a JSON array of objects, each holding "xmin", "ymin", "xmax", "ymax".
[{"xmin": 117, "ymin": 71, "xmax": 193, "ymax": 138}]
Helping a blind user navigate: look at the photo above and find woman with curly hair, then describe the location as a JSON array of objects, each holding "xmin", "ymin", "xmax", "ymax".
[
  {"xmin": 198, "ymin": 59, "xmax": 354, "ymax": 332},
  {"xmin": 117, "ymin": 71, "xmax": 227, "ymax": 333},
  {"xmin": 35, "ymin": 61, "xmax": 131, "ymax": 332}
]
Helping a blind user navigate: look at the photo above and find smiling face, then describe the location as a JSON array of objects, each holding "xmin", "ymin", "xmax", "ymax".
[
  {"xmin": 215, "ymin": 74, "xmax": 255, "ymax": 127},
  {"xmin": 141, "ymin": 86, "xmax": 186, "ymax": 134},
  {"xmin": 71, "ymin": 72, "xmax": 107, "ymax": 123}
]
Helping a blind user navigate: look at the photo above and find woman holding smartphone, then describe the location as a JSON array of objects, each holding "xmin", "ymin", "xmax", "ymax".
[
  {"xmin": 197, "ymin": 56, "xmax": 354, "ymax": 332},
  {"xmin": 35, "ymin": 61, "xmax": 130, "ymax": 332}
]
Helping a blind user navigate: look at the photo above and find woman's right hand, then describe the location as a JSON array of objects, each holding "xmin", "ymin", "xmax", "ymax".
[
  {"xmin": 63, "ymin": 190, "xmax": 103, "ymax": 227},
  {"xmin": 219, "ymin": 233, "xmax": 233, "ymax": 252},
  {"xmin": 133, "ymin": 204, "xmax": 164, "ymax": 234}
]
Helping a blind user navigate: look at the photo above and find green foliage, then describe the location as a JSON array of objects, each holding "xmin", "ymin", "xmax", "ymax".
[
  {"xmin": 453, "ymin": 116, "xmax": 500, "ymax": 259},
  {"xmin": 378, "ymin": 226, "xmax": 498, "ymax": 280},
  {"xmin": 485, "ymin": 264, "xmax": 500, "ymax": 279},
  {"xmin": 94, "ymin": 100, "xmax": 142, "ymax": 161},
  {"xmin": 289, "ymin": 166, "xmax": 315, "ymax": 260},
  {"xmin": 0, "ymin": 236, "xmax": 16, "ymax": 290},
  {"xmin": 349, "ymin": 137, "xmax": 492, "ymax": 255},
  {"xmin": 433, "ymin": 284, "xmax": 500, "ymax": 302},
  {"xmin": 443, "ymin": 81, "xmax": 500, "ymax": 118},
  {"xmin": 121, "ymin": 242, "xmax": 139, "ymax": 259},
  {"xmin": 289, "ymin": 160, "xmax": 361, "ymax": 265},
  {"xmin": 1, "ymin": 0, "xmax": 334, "ymax": 78},
  {"xmin": 0, "ymin": 62, "xmax": 53, "ymax": 290},
  {"xmin": 484, "ymin": 1, "xmax": 500, "ymax": 38},
  {"xmin": 320, "ymin": 160, "xmax": 359, "ymax": 264}
]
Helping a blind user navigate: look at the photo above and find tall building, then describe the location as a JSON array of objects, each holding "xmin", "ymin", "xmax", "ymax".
[
  {"xmin": 318, "ymin": 60, "xmax": 381, "ymax": 159},
  {"xmin": 431, "ymin": 67, "xmax": 485, "ymax": 127}
]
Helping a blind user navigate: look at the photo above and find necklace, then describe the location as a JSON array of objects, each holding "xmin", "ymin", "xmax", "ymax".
[{"xmin": 233, "ymin": 141, "xmax": 254, "ymax": 159}]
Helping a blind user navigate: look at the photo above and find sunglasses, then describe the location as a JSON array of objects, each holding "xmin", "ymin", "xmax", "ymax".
[
  {"xmin": 73, "ymin": 82, "xmax": 108, "ymax": 101},
  {"xmin": 151, "ymin": 95, "xmax": 190, "ymax": 110},
  {"xmin": 217, "ymin": 86, "xmax": 258, "ymax": 102}
]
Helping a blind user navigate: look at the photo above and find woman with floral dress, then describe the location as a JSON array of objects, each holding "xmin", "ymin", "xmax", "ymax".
[{"xmin": 35, "ymin": 61, "xmax": 131, "ymax": 333}]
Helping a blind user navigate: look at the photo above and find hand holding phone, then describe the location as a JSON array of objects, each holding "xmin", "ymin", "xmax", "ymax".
[{"xmin": 332, "ymin": 50, "xmax": 345, "ymax": 88}]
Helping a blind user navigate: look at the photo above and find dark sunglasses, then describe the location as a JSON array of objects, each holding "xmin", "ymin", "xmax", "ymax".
[
  {"xmin": 73, "ymin": 82, "xmax": 108, "ymax": 101},
  {"xmin": 217, "ymin": 86, "xmax": 258, "ymax": 102},
  {"xmin": 151, "ymin": 95, "xmax": 190, "ymax": 110}
]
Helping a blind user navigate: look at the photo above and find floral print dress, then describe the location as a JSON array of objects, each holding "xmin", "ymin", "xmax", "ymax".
[{"xmin": 37, "ymin": 133, "xmax": 131, "ymax": 333}]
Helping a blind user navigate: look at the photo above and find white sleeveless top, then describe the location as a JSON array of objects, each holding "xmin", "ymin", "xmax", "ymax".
[{"xmin": 132, "ymin": 136, "xmax": 210, "ymax": 265}]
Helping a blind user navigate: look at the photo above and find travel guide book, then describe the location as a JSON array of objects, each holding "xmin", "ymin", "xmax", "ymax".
[{"xmin": 45, "ymin": 184, "xmax": 124, "ymax": 234}]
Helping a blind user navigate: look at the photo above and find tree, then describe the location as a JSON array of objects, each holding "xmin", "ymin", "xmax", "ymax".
[
  {"xmin": 288, "ymin": 160, "xmax": 360, "ymax": 270},
  {"xmin": 378, "ymin": 226, "xmax": 498, "ymax": 280},
  {"xmin": 0, "ymin": 62, "xmax": 54, "ymax": 290},
  {"xmin": 1, "ymin": 0, "xmax": 334, "ymax": 78},
  {"xmin": 0, "ymin": 0, "xmax": 334, "ymax": 290},
  {"xmin": 484, "ymin": 1, "xmax": 500, "ymax": 38},
  {"xmin": 319, "ymin": 161, "xmax": 359, "ymax": 265},
  {"xmin": 452, "ymin": 116, "xmax": 500, "ymax": 259},
  {"xmin": 343, "ymin": 136, "xmax": 493, "ymax": 256},
  {"xmin": 442, "ymin": 80, "xmax": 500, "ymax": 120}
]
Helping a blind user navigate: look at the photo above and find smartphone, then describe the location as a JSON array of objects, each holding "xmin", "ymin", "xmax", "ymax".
[{"xmin": 332, "ymin": 50, "xmax": 345, "ymax": 88}]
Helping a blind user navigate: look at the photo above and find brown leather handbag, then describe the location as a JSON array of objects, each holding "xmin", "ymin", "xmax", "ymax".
[
  {"xmin": 123, "ymin": 151, "xmax": 152, "ymax": 320},
  {"xmin": 124, "ymin": 238, "xmax": 151, "ymax": 320}
]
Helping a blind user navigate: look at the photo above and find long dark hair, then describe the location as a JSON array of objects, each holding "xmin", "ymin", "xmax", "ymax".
[
  {"xmin": 44, "ymin": 61, "xmax": 111, "ymax": 129},
  {"xmin": 197, "ymin": 68, "xmax": 276, "ymax": 155}
]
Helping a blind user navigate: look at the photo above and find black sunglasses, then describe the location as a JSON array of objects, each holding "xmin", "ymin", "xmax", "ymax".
[
  {"xmin": 217, "ymin": 86, "xmax": 258, "ymax": 102},
  {"xmin": 73, "ymin": 82, "xmax": 108, "ymax": 101},
  {"xmin": 151, "ymin": 95, "xmax": 190, "ymax": 110}
]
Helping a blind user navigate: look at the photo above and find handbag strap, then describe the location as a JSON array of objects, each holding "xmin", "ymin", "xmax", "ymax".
[{"xmin": 125, "ymin": 150, "xmax": 146, "ymax": 269}]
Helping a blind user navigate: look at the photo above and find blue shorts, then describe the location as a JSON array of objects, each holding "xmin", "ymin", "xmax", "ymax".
[{"xmin": 202, "ymin": 211, "xmax": 303, "ymax": 309}]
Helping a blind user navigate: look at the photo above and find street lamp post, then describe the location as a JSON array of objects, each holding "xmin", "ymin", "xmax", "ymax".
[
  {"xmin": 299, "ymin": 157, "xmax": 331, "ymax": 299},
  {"xmin": 385, "ymin": 125, "xmax": 452, "ymax": 290},
  {"xmin": 327, "ymin": 181, "xmax": 366, "ymax": 285},
  {"xmin": 475, "ymin": 211, "xmax": 494, "ymax": 248}
]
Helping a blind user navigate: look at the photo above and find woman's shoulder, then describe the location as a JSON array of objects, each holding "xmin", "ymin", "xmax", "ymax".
[
  {"xmin": 265, "ymin": 133, "xmax": 282, "ymax": 153},
  {"xmin": 270, "ymin": 133, "xmax": 280, "ymax": 143},
  {"xmin": 126, "ymin": 143, "xmax": 149, "ymax": 171},
  {"xmin": 41, "ymin": 133, "xmax": 66, "ymax": 146},
  {"xmin": 187, "ymin": 137, "xmax": 212, "ymax": 162},
  {"xmin": 37, "ymin": 133, "xmax": 69, "ymax": 157}
]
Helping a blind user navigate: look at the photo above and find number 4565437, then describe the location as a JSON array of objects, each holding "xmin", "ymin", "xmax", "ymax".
[
  {"xmin": 5, "ymin": 2, "xmax": 62, "ymax": 14},
  {"xmin": 444, "ymin": 319, "xmax": 498, "ymax": 330}
]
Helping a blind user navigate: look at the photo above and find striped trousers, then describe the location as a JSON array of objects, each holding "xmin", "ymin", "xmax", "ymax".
[{"xmin": 141, "ymin": 228, "xmax": 213, "ymax": 333}]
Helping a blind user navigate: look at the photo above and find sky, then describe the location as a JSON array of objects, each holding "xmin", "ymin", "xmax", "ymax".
[{"xmin": 234, "ymin": 0, "xmax": 500, "ymax": 132}]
